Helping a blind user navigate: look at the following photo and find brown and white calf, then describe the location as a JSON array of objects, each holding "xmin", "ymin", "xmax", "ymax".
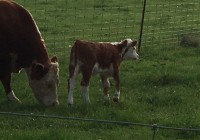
[
  {"xmin": 0, "ymin": 0, "xmax": 59, "ymax": 106},
  {"xmin": 67, "ymin": 39, "xmax": 139, "ymax": 105}
]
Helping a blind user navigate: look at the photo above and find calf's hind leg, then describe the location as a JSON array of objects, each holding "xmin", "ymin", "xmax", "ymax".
[
  {"xmin": 80, "ymin": 66, "xmax": 93, "ymax": 104},
  {"xmin": 112, "ymin": 68, "xmax": 120, "ymax": 102},
  {"xmin": 67, "ymin": 64, "xmax": 79, "ymax": 105}
]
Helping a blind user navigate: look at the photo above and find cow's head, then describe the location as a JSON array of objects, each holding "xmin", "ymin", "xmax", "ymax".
[
  {"xmin": 27, "ymin": 56, "xmax": 59, "ymax": 106},
  {"xmin": 120, "ymin": 39, "xmax": 139, "ymax": 60}
]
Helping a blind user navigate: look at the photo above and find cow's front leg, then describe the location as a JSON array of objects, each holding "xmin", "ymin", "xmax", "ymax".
[
  {"xmin": 1, "ymin": 72, "xmax": 21, "ymax": 102},
  {"xmin": 112, "ymin": 69, "xmax": 120, "ymax": 102},
  {"xmin": 100, "ymin": 75, "xmax": 110, "ymax": 101},
  {"xmin": 80, "ymin": 67, "xmax": 92, "ymax": 104}
]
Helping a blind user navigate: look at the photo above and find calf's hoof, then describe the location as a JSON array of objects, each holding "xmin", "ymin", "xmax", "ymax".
[
  {"xmin": 67, "ymin": 100, "xmax": 73, "ymax": 106},
  {"xmin": 68, "ymin": 103, "xmax": 73, "ymax": 106},
  {"xmin": 52, "ymin": 101, "xmax": 59, "ymax": 106},
  {"xmin": 112, "ymin": 96, "xmax": 119, "ymax": 102},
  {"xmin": 84, "ymin": 100, "xmax": 91, "ymax": 104},
  {"xmin": 67, "ymin": 97, "xmax": 74, "ymax": 105}
]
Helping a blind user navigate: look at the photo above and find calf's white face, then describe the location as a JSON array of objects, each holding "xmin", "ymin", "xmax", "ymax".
[
  {"xmin": 122, "ymin": 39, "xmax": 139, "ymax": 60},
  {"xmin": 26, "ymin": 58, "xmax": 59, "ymax": 106},
  {"xmin": 123, "ymin": 46, "xmax": 139, "ymax": 60}
]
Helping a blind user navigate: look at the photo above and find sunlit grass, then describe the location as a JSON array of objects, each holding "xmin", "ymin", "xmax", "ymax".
[{"xmin": 0, "ymin": 0, "xmax": 200, "ymax": 139}]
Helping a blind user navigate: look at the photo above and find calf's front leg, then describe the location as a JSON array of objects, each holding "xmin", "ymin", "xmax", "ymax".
[{"xmin": 100, "ymin": 75, "xmax": 110, "ymax": 101}]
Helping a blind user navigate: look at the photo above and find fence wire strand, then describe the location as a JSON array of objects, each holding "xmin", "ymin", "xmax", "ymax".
[
  {"xmin": 1, "ymin": 111, "xmax": 200, "ymax": 140},
  {"xmin": 3, "ymin": 0, "xmax": 200, "ymax": 139},
  {"xmin": 1, "ymin": 111, "xmax": 200, "ymax": 131},
  {"xmin": 15, "ymin": 0, "xmax": 200, "ymax": 54}
]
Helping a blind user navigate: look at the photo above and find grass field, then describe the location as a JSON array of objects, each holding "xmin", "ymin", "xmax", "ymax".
[{"xmin": 1, "ymin": 0, "xmax": 200, "ymax": 139}]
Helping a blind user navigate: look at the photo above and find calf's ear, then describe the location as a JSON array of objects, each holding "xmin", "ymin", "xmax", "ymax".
[
  {"xmin": 121, "ymin": 40, "xmax": 128, "ymax": 46},
  {"xmin": 117, "ymin": 40, "xmax": 128, "ymax": 52},
  {"xmin": 30, "ymin": 63, "xmax": 48, "ymax": 80},
  {"xmin": 51, "ymin": 56, "xmax": 58, "ymax": 63},
  {"xmin": 132, "ymin": 40, "xmax": 137, "ymax": 46}
]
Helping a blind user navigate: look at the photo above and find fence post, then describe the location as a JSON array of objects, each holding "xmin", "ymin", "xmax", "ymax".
[
  {"xmin": 138, "ymin": 0, "xmax": 147, "ymax": 52},
  {"xmin": 152, "ymin": 124, "xmax": 158, "ymax": 140}
]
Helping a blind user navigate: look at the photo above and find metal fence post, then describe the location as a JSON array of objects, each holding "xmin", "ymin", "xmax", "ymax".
[
  {"xmin": 152, "ymin": 124, "xmax": 158, "ymax": 140},
  {"xmin": 138, "ymin": 0, "xmax": 147, "ymax": 52}
]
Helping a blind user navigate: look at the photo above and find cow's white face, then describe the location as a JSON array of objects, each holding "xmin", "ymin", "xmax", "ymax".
[
  {"xmin": 26, "ymin": 57, "xmax": 59, "ymax": 106},
  {"xmin": 122, "ymin": 39, "xmax": 139, "ymax": 60}
]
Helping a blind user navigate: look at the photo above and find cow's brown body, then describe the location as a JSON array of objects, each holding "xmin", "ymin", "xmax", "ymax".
[
  {"xmin": 67, "ymin": 39, "xmax": 138, "ymax": 104},
  {"xmin": 0, "ymin": 0, "xmax": 49, "ymax": 71},
  {"xmin": 0, "ymin": 0, "xmax": 59, "ymax": 106}
]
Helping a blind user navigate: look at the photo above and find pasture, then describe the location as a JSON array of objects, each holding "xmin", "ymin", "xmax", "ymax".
[{"xmin": 1, "ymin": 0, "xmax": 200, "ymax": 139}]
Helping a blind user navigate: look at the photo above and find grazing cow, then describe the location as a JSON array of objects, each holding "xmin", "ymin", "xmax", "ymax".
[
  {"xmin": 0, "ymin": 0, "xmax": 59, "ymax": 106},
  {"xmin": 67, "ymin": 39, "xmax": 139, "ymax": 105}
]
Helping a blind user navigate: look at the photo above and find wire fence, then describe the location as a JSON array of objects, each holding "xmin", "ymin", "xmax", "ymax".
[
  {"xmin": 16, "ymin": 0, "xmax": 143, "ymax": 54},
  {"xmin": 1, "ymin": 111, "xmax": 200, "ymax": 140},
  {"xmin": 142, "ymin": 0, "xmax": 200, "ymax": 48},
  {"xmin": 3, "ymin": 0, "xmax": 200, "ymax": 139},
  {"xmin": 15, "ymin": 0, "xmax": 200, "ymax": 54}
]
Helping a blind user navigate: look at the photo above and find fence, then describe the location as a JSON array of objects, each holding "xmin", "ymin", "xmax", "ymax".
[
  {"xmin": 1, "ymin": 111, "xmax": 200, "ymax": 140},
  {"xmin": 142, "ymin": 0, "xmax": 200, "ymax": 48},
  {"xmin": 2, "ymin": 0, "xmax": 200, "ymax": 139},
  {"xmin": 16, "ymin": 0, "xmax": 143, "ymax": 54},
  {"xmin": 15, "ymin": 0, "xmax": 200, "ymax": 54}
]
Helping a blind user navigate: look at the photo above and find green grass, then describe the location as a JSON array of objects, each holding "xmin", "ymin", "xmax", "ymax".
[{"xmin": 1, "ymin": 0, "xmax": 200, "ymax": 139}]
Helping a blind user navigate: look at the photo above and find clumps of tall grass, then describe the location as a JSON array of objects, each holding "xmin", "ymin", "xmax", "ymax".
[{"xmin": 180, "ymin": 33, "xmax": 200, "ymax": 48}]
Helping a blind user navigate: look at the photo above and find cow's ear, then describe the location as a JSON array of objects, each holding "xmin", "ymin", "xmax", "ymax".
[
  {"xmin": 132, "ymin": 40, "xmax": 137, "ymax": 47},
  {"xmin": 51, "ymin": 56, "xmax": 58, "ymax": 63},
  {"xmin": 30, "ymin": 63, "xmax": 48, "ymax": 80}
]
